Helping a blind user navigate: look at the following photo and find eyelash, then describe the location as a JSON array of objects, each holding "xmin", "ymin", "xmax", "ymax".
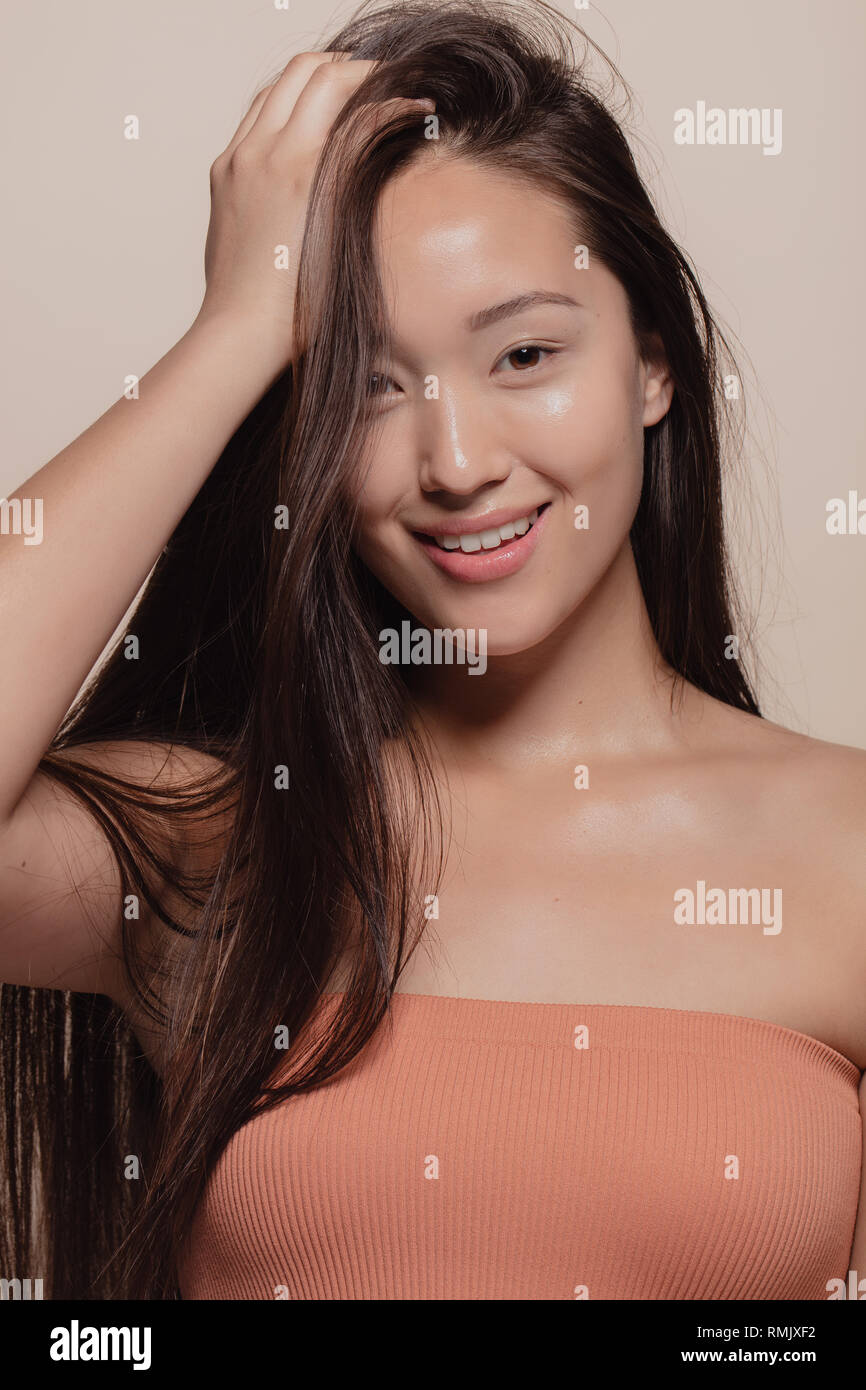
[{"xmin": 368, "ymin": 344, "xmax": 558, "ymax": 397}]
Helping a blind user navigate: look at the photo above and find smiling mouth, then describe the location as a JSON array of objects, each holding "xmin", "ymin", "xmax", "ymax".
[{"xmin": 413, "ymin": 502, "xmax": 551, "ymax": 553}]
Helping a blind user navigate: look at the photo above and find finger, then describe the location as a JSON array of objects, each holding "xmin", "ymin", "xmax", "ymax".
[
  {"xmin": 272, "ymin": 58, "xmax": 410, "ymax": 159},
  {"xmin": 275, "ymin": 89, "xmax": 434, "ymax": 174},
  {"xmin": 221, "ymin": 84, "xmax": 275, "ymax": 160},
  {"xmin": 245, "ymin": 51, "xmax": 376, "ymax": 145},
  {"xmin": 220, "ymin": 52, "xmax": 339, "ymax": 159}
]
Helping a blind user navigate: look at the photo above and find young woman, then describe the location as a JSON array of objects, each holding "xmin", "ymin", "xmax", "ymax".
[{"xmin": 1, "ymin": 0, "xmax": 864, "ymax": 1301}]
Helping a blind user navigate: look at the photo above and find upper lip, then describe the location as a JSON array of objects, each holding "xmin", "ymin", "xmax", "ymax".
[{"xmin": 410, "ymin": 502, "xmax": 549, "ymax": 538}]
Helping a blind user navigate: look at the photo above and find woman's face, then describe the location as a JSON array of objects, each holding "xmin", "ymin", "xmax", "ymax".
[{"xmin": 352, "ymin": 155, "xmax": 673, "ymax": 656}]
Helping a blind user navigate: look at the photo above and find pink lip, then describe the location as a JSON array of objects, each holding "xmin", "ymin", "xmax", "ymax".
[
  {"xmin": 413, "ymin": 502, "xmax": 551, "ymax": 583},
  {"xmin": 411, "ymin": 503, "xmax": 549, "ymax": 537}
]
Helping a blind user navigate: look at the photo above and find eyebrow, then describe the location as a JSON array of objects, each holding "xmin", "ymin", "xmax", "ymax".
[{"xmin": 466, "ymin": 291, "xmax": 583, "ymax": 333}]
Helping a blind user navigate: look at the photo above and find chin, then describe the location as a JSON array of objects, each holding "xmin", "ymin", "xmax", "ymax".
[{"xmin": 412, "ymin": 603, "xmax": 563, "ymax": 660}]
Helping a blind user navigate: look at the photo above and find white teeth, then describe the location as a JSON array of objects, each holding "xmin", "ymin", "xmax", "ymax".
[{"xmin": 437, "ymin": 508, "xmax": 539, "ymax": 553}]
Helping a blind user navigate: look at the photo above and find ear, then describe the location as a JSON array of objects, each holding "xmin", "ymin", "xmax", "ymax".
[{"xmin": 640, "ymin": 332, "xmax": 674, "ymax": 427}]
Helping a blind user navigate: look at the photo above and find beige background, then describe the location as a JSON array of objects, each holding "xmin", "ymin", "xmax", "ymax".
[{"xmin": 2, "ymin": 0, "xmax": 863, "ymax": 746}]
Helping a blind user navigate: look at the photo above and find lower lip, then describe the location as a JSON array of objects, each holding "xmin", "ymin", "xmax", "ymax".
[{"xmin": 412, "ymin": 503, "xmax": 551, "ymax": 583}]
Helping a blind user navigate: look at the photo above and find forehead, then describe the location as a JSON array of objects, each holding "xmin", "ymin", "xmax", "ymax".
[{"xmin": 372, "ymin": 155, "xmax": 582, "ymax": 333}]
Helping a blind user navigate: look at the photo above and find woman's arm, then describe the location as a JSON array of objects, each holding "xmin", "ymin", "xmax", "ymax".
[
  {"xmin": 0, "ymin": 739, "xmax": 226, "ymax": 1001},
  {"xmin": 0, "ymin": 49, "xmax": 409, "ymax": 828},
  {"xmin": 0, "ymin": 312, "xmax": 289, "ymax": 827},
  {"xmin": 0, "ymin": 52, "xmax": 427, "ymax": 998},
  {"xmin": 0, "ymin": 314, "xmax": 288, "ymax": 999}
]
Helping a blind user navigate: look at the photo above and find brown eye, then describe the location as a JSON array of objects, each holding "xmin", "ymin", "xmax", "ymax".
[
  {"xmin": 510, "ymin": 346, "xmax": 541, "ymax": 368},
  {"xmin": 368, "ymin": 372, "xmax": 399, "ymax": 396},
  {"xmin": 497, "ymin": 345, "xmax": 555, "ymax": 374}
]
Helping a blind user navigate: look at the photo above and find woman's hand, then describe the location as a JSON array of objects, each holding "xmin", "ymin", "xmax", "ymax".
[{"xmin": 194, "ymin": 52, "xmax": 432, "ymax": 373}]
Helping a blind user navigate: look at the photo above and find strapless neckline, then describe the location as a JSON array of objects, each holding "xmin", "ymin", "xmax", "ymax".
[
  {"xmin": 182, "ymin": 989, "xmax": 864, "ymax": 1300},
  {"xmin": 322, "ymin": 990, "xmax": 863, "ymax": 1078}
]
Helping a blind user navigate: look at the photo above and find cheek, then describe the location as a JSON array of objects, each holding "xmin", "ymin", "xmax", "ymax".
[
  {"xmin": 527, "ymin": 373, "xmax": 644, "ymax": 492},
  {"xmin": 350, "ymin": 442, "xmax": 412, "ymax": 583},
  {"xmin": 352, "ymin": 438, "xmax": 402, "ymax": 531},
  {"xmin": 525, "ymin": 374, "xmax": 644, "ymax": 581}
]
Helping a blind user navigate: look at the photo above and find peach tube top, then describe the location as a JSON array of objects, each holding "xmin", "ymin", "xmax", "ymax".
[{"xmin": 177, "ymin": 994, "xmax": 862, "ymax": 1300}]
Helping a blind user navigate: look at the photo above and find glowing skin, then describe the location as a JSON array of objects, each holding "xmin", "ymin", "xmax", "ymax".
[
  {"xmin": 333, "ymin": 163, "xmax": 866, "ymax": 1290},
  {"xmin": 352, "ymin": 156, "xmax": 672, "ymax": 666},
  {"xmin": 336, "ymin": 155, "xmax": 866, "ymax": 1113}
]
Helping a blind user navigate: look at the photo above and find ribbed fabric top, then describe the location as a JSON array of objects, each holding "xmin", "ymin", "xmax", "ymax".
[{"xmin": 178, "ymin": 994, "xmax": 862, "ymax": 1300}]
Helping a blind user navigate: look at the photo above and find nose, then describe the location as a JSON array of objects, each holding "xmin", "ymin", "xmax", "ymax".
[{"xmin": 416, "ymin": 381, "xmax": 512, "ymax": 495}]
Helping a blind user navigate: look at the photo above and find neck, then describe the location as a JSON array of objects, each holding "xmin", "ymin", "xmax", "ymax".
[{"xmin": 403, "ymin": 542, "xmax": 695, "ymax": 772}]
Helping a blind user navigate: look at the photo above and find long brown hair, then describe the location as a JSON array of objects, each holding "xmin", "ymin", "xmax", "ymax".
[{"xmin": 1, "ymin": 0, "xmax": 761, "ymax": 1299}]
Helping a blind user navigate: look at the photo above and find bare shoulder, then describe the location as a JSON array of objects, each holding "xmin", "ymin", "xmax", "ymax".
[
  {"xmin": 684, "ymin": 690, "xmax": 866, "ymax": 922},
  {"xmin": 62, "ymin": 737, "xmax": 238, "ymax": 897},
  {"xmin": 66, "ymin": 739, "xmax": 239, "ymax": 1076},
  {"xmin": 0, "ymin": 738, "xmax": 236, "ymax": 1072},
  {"xmin": 681, "ymin": 682, "xmax": 865, "ymax": 790},
  {"xmin": 752, "ymin": 719, "xmax": 866, "ymax": 887},
  {"xmin": 63, "ymin": 737, "xmax": 231, "ymax": 790},
  {"xmin": 703, "ymin": 697, "xmax": 866, "ymax": 816}
]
